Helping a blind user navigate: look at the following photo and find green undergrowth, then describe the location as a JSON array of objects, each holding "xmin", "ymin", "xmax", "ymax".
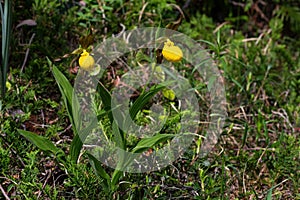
[{"xmin": 0, "ymin": 0, "xmax": 299, "ymax": 199}]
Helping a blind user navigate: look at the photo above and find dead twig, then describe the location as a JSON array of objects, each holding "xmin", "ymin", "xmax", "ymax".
[
  {"xmin": 138, "ymin": 2, "xmax": 149, "ymax": 25},
  {"xmin": 0, "ymin": 184, "xmax": 10, "ymax": 200}
]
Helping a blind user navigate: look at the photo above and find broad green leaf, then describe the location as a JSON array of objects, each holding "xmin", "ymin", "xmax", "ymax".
[
  {"xmin": 98, "ymin": 80, "xmax": 126, "ymax": 152},
  {"xmin": 17, "ymin": 129, "xmax": 62, "ymax": 155},
  {"xmin": 50, "ymin": 62, "xmax": 75, "ymax": 131},
  {"xmin": 98, "ymin": 81, "xmax": 113, "ymax": 123},
  {"xmin": 112, "ymin": 121, "xmax": 124, "ymax": 149},
  {"xmin": 51, "ymin": 64, "xmax": 73, "ymax": 107},
  {"xmin": 111, "ymin": 170, "xmax": 123, "ymax": 191},
  {"xmin": 87, "ymin": 153, "xmax": 110, "ymax": 181},
  {"xmin": 71, "ymin": 89, "xmax": 81, "ymax": 132},
  {"xmin": 132, "ymin": 134, "xmax": 174, "ymax": 153},
  {"xmin": 121, "ymin": 84, "xmax": 165, "ymax": 132},
  {"xmin": 50, "ymin": 61, "xmax": 84, "ymax": 162},
  {"xmin": 129, "ymin": 84, "xmax": 165, "ymax": 120},
  {"xmin": 70, "ymin": 117, "xmax": 98, "ymax": 162},
  {"xmin": 70, "ymin": 134, "xmax": 82, "ymax": 163}
]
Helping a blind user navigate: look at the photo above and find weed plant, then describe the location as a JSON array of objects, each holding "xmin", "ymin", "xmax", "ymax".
[{"xmin": 0, "ymin": 0, "xmax": 299, "ymax": 199}]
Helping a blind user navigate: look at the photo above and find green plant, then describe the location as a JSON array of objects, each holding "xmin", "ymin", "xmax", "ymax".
[
  {"xmin": 17, "ymin": 56, "xmax": 185, "ymax": 198},
  {"xmin": 0, "ymin": 0, "xmax": 12, "ymax": 98}
]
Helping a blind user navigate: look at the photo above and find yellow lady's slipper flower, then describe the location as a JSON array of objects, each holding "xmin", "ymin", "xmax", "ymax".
[
  {"xmin": 79, "ymin": 49, "xmax": 95, "ymax": 71},
  {"xmin": 6, "ymin": 81, "xmax": 11, "ymax": 91},
  {"xmin": 162, "ymin": 39, "xmax": 183, "ymax": 62}
]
